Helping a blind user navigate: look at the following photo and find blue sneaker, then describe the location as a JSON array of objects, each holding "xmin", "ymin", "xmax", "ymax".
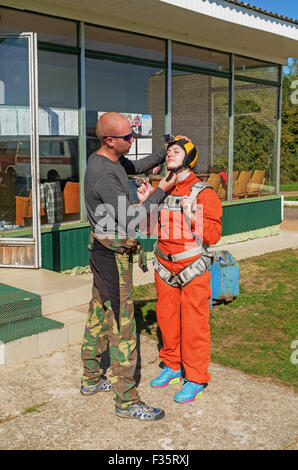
[
  {"xmin": 150, "ymin": 366, "xmax": 182, "ymax": 388},
  {"xmin": 174, "ymin": 380, "xmax": 207, "ymax": 403},
  {"xmin": 80, "ymin": 376, "xmax": 113, "ymax": 395}
]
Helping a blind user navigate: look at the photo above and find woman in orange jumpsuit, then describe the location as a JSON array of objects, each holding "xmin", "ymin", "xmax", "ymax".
[{"xmin": 137, "ymin": 137, "xmax": 222, "ymax": 403}]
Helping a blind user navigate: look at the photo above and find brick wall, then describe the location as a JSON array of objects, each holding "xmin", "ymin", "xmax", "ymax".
[{"xmin": 148, "ymin": 72, "xmax": 213, "ymax": 172}]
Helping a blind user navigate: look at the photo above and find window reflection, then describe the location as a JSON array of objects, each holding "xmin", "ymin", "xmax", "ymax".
[
  {"xmin": 86, "ymin": 58, "xmax": 165, "ymax": 162},
  {"xmin": 234, "ymin": 56, "xmax": 279, "ymax": 82},
  {"xmin": 0, "ymin": 37, "xmax": 32, "ymax": 235},
  {"xmin": 0, "ymin": 7, "xmax": 77, "ymax": 46},
  {"xmin": 233, "ymin": 81, "xmax": 277, "ymax": 198},
  {"xmin": 36, "ymin": 50, "xmax": 79, "ymax": 225},
  {"xmin": 85, "ymin": 25, "xmax": 165, "ymax": 62},
  {"xmin": 171, "ymin": 71, "xmax": 229, "ymax": 201}
]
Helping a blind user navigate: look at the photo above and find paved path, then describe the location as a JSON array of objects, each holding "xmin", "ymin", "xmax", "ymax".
[
  {"xmin": 0, "ymin": 225, "xmax": 297, "ymax": 450},
  {"xmin": 281, "ymin": 191, "xmax": 298, "ymax": 196},
  {"xmin": 133, "ymin": 229, "xmax": 298, "ymax": 286},
  {"xmin": 0, "ymin": 337, "xmax": 297, "ymax": 450}
]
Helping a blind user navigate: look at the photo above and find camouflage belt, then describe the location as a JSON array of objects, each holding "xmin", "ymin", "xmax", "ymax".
[{"xmin": 89, "ymin": 231, "xmax": 148, "ymax": 272}]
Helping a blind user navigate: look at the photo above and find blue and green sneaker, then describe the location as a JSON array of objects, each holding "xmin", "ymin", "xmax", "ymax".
[
  {"xmin": 174, "ymin": 380, "xmax": 207, "ymax": 403},
  {"xmin": 150, "ymin": 366, "xmax": 182, "ymax": 388}
]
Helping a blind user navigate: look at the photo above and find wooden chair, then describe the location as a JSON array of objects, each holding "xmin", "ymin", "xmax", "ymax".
[
  {"xmin": 246, "ymin": 170, "xmax": 265, "ymax": 198},
  {"xmin": 150, "ymin": 176, "xmax": 162, "ymax": 189},
  {"xmin": 15, "ymin": 196, "xmax": 30, "ymax": 226},
  {"xmin": 217, "ymin": 171, "xmax": 238, "ymax": 201},
  {"xmin": 232, "ymin": 171, "xmax": 238, "ymax": 192},
  {"xmin": 62, "ymin": 182, "xmax": 80, "ymax": 215},
  {"xmin": 195, "ymin": 173, "xmax": 209, "ymax": 182},
  {"xmin": 218, "ymin": 185, "xmax": 226, "ymax": 200},
  {"xmin": 233, "ymin": 170, "xmax": 252, "ymax": 198},
  {"xmin": 207, "ymin": 173, "xmax": 222, "ymax": 195},
  {"xmin": 15, "ymin": 191, "xmax": 45, "ymax": 226}
]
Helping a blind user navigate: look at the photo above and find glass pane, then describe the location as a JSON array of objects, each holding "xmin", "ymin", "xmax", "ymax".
[
  {"xmin": 233, "ymin": 80, "xmax": 278, "ymax": 198},
  {"xmin": 38, "ymin": 50, "xmax": 79, "ymax": 225},
  {"xmin": 0, "ymin": 7, "xmax": 77, "ymax": 46},
  {"xmin": 234, "ymin": 56, "xmax": 279, "ymax": 82},
  {"xmin": 85, "ymin": 25, "xmax": 166, "ymax": 62},
  {"xmin": 86, "ymin": 58, "xmax": 165, "ymax": 163},
  {"xmin": 0, "ymin": 37, "xmax": 33, "ymax": 237},
  {"xmin": 172, "ymin": 42, "xmax": 230, "ymax": 73},
  {"xmin": 210, "ymin": 77, "xmax": 229, "ymax": 201},
  {"xmin": 171, "ymin": 71, "xmax": 229, "ymax": 201}
]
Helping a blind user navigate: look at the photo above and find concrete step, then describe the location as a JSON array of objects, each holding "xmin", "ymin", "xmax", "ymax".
[
  {"xmin": 0, "ymin": 304, "xmax": 88, "ymax": 369},
  {"xmin": 0, "ymin": 268, "xmax": 92, "ymax": 316},
  {"xmin": 0, "ymin": 283, "xmax": 42, "ymax": 326}
]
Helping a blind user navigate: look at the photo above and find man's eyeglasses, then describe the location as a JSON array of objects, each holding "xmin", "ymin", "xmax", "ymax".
[{"xmin": 103, "ymin": 133, "xmax": 133, "ymax": 142}]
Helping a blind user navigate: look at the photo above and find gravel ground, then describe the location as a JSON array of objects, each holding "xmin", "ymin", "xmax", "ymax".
[{"xmin": 0, "ymin": 335, "xmax": 297, "ymax": 451}]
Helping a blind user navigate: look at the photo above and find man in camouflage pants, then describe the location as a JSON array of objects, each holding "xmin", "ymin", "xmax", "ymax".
[{"xmin": 81, "ymin": 112, "xmax": 176, "ymax": 420}]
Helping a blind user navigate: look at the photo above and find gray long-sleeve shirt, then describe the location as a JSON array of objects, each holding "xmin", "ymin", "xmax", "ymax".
[{"xmin": 84, "ymin": 148, "xmax": 166, "ymax": 237}]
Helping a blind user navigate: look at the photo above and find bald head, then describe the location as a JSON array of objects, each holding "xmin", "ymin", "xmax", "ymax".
[
  {"xmin": 96, "ymin": 112, "xmax": 131, "ymax": 142},
  {"xmin": 95, "ymin": 112, "xmax": 134, "ymax": 159}
]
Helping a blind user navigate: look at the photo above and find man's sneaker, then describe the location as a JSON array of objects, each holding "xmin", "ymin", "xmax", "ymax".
[
  {"xmin": 174, "ymin": 380, "xmax": 207, "ymax": 404},
  {"xmin": 80, "ymin": 376, "xmax": 113, "ymax": 395},
  {"xmin": 115, "ymin": 401, "xmax": 165, "ymax": 421}
]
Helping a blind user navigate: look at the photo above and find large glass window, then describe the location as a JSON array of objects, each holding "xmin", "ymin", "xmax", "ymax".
[
  {"xmin": 0, "ymin": 7, "xmax": 77, "ymax": 46},
  {"xmin": 171, "ymin": 71, "xmax": 229, "ymax": 200},
  {"xmin": 0, "ymin": 37, "xmax": 33, "ymax": 236},
  {"xmin": 233, "ymin": 81, "xmax": 278, "ymax": 198},
  {"xmin": 38, "ymin": 50, "xmax": 79, "ymax": 225},
  {"xmin": 210, "ymin": 77, "xmax": 230, "ymax": 200},
  {"xmin": 172, "ymin": 42, "xmax": 230, "ymax": 73},
  {"xmin": 86, "ymin": 58, "xmax": 165, "ymax": 161},
  {"xmin": 85, "ymin": 25, "xmax": 165, "ymax": 62},
  {"xmin": 234, "ymin": 55, "xmax": 279, "ymax": 82},
  {"xmin": 85, "ymin": 26, "xmax": 166, "ymax": 173}
]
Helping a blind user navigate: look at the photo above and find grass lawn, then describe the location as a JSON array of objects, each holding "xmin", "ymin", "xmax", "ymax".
[
  {"xmin": 284, "ymin": 196, "xmax": 298, "ymax": 201},
  {"xmin": 280, "ymin": 183, "xmax": 298, "ymax": 192},
  {"xmin": 133, "ymin": 249, "xmax": 298, "ymax": 390}
]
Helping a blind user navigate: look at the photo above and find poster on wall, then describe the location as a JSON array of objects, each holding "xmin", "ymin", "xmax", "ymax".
[
  {"xmin": 97, "ymin": 111, "xmax": 153, "ymax": 159},
  {"xmin": 97, "ymin": 112, "xmax": 152, "ymax": 137}
]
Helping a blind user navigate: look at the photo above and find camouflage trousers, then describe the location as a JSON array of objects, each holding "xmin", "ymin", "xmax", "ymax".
[{"xmin": 81, "ymin": 243, "xmax": 140, "ymax": 410}]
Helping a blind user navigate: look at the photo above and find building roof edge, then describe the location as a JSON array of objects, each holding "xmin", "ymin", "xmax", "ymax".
[{"xmin": 224, "ymin": 0, "xmax": 298, "ymax": 26}]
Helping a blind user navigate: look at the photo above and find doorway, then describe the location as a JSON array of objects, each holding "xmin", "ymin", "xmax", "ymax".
[{"xmin": 0, "ymin": 33, "xmax": 41, "ymax": 267}]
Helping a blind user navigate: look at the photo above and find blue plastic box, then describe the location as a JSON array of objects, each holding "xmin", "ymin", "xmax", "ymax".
[{"xmin": 209, "ymin": 250, "xmax": 240, "ymax": 308}]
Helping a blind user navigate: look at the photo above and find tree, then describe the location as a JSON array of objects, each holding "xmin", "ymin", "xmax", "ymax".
[{"xmin": 233, "ymin": 100, "xmax": 275, "ymax": 182}]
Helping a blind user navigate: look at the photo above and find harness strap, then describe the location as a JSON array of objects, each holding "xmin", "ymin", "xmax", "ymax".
[
  {"xmin": 154, "ymin": 180, "xmax": 214, "ymax": 280},
  {"xmin": 153, "ymin": 254, "xmax": 211, "ymax": 288},
  {"xmin": 188, "ymin": 181, "xmax": 212, "ymax": 212},
  {"xmin": 155, "ymin": 244, "xmax": 203, "ymax": 262}
]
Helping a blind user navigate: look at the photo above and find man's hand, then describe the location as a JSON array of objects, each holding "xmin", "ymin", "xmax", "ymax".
[
  {"xmin": 137, "ymin": 181, "xmax": 152, "ymax": 203},
  {"xmin": 158, "ymin": 171, "xmax": 177, "ymax": 192}
]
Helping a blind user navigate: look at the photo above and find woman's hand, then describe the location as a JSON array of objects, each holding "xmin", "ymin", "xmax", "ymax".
[
  {"xmin": 180, "ymin": 196, "xmax": 195, "ymax": 224},
  {"xmin": 137, "ymin": 181, "xmax": 152, "ymax": 203}
]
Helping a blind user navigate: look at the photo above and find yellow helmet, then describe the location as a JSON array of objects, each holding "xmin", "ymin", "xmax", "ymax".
[{"xmin": 167, "ymin": 137, "xmax": 198, "ymax": 169}]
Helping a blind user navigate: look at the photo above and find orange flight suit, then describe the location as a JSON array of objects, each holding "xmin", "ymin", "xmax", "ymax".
[{"xmin": 154, "ymin": 171, "xmax": 222, "ymax": 384}]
